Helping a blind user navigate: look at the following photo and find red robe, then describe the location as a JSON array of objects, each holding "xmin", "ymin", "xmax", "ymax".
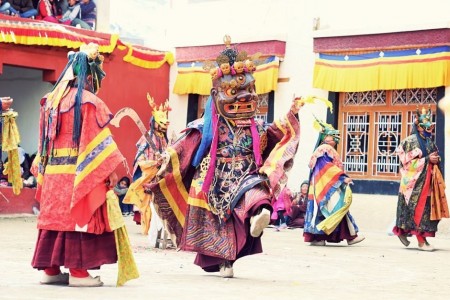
[{"xmin": 33, "ymin": 88, "xmax": 125, "ymax": 233}]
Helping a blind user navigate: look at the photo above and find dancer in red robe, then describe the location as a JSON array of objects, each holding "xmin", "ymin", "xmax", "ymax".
[{"xmin": 31, "ymin": 43, "xmax": 138, "ymax": 287}]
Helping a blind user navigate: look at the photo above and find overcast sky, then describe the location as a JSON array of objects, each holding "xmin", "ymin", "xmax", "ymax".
[{"xmin": 109, "ymin": 0, "xmax": 171, "ymax": 49}]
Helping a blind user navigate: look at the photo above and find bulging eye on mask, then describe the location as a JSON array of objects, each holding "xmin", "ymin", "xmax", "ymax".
[{"xmin": 212, "ymin": 73, "xmax": 259, "ymax": 120}]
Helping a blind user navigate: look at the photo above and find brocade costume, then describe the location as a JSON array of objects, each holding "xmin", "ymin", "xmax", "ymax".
[
  {"xmin": 150, "ymin": 36, "xmax": 301, "ymax": 275},
  {"xmin": 393, "ymin": 133, "xmax": 447, "ymax": 238},
  {"xmin": 392, "ymin": 107, "xmax": 448, "ymax": 251},
  {"xmin": 124, "ymin": 99, "xmax": 170, "ymax": 236},
  {"xmin": 303, "ymin": 144, "xmax": 361, "ymax": 243},
  {"xmin": 151, "ymin": 111, "xmax": 299, "ymax": 272}
]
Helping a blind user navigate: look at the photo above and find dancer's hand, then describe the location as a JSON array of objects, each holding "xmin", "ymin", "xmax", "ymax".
[
  {"xmin": 290, "ymin": 95, "xmax": 304, "ymax": 114},
  {"xmin": 106, "ymin": 172, "xmax": 118, "ymax": 188},
  {"xmin": 156, "ymin": 152, "xmax": 170, "ymax": 177},
  {"xmin": 429, "ymin": 152, "xmax": 440, "ymax": 164}
]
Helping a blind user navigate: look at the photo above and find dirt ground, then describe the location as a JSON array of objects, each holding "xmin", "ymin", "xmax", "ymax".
[{"xmin": 1, "ymin": 194, "xmax": 450, "ymax": 300}]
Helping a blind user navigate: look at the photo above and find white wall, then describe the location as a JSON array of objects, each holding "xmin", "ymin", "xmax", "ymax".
[
  {"xmin": 98, "ymin": 0, "xmax": 450, "ymax": 192},
  {"xmin": 163, "ymin": 0, "xmax": 450, "ymax": 192},
  {"xmin": 0, "ymin": 66, "xmax": 52, "ymax": 159}
]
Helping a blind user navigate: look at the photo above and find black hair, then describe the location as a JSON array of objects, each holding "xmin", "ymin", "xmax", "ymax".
[{"xmin": 119, "ymin": 176, "xmax": 131, "ymax": 187}]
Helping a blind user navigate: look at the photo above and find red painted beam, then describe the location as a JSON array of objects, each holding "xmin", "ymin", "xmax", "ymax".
[
  {"xmin": 176, "ymin": 40, "xmax": 286, "ymax": 62},
  {"xmin": 314, "ymin": 28, "xmax": 450, "ymax": 53}
]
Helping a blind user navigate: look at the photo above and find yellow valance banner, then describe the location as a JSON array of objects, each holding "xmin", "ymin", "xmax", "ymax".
[
  {"xmin": 121, "ymin": 44, "xmax": 174, "ymax": 69},
  {"xmin": 173, "ymin": 57, "xmax": 280, "ymax": 95},
  {"xmin": 173, "ymin": 66, "xmax": 212, "ymax": 95},
  {"xmin": 0, "ymin": 20, "xmax": 118, "ymax": 53},
  {"xmin": 313, "ymin": 47, "xmax": 450, "ymax": 92},
  {"xmin": 0, "ymin": 18, "xmax": 173, "ymax": 69}
]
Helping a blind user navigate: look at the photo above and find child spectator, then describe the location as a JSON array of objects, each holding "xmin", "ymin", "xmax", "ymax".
[
  {"xmin": 58, "ymin": 0, "xmax": 79, "ymax": 25},
  {"xmin": 71, "ymin": 0, "xmax": 96, "ymax": 30},
  {"xmin": 271, "ymin": 187, "xmax": 293, "ymax": 230},
  {"xmin": 114, "ymin": 176, "xmax": 132, "ymax": 216}
]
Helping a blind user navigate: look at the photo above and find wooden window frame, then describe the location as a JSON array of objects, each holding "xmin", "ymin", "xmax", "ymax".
[{"xmin": 337, "ymin": 89, "xmax": 440, "ymax": 180}]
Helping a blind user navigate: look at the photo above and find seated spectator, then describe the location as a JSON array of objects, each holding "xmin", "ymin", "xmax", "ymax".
[
  {"xmin": 18, "ymin": 147, "xmax": 36, "ymax": 188},
  {"xmin": 0, "ymin": 160, "xmax": 8, "ymax": 186},
  {"xmin": 37, "ymin": 0, "xmax": 60, "ymax": 23},
  {"xmin": 54, "ymin": 0, "xmax": 67, "ymax": 14},
  {"xmin": 71, "ymin": 0, "xmax": 96, "ymax": 30},
  {"xmin": 271, "ymin": 187, "xmax": 293, "ymax": 230},
  {"xmin": 114, "ymin": 176, "xmax": 132, "ymax": 216},
  {"xmin": 0, "ymin": 0, "xmax": 11, "ymax": 15},
  {"xmin": 7, "ymin": 0, "xmax": 38, "ymax": 18},
  {"xmin": 22, "ymin": 159, "xmax": 36, "ymax": 188},
  {"xmin": 58, "ymin": 0, "xmax": 79, "ymax": 25},
  {"xmin": 285, "ymin": 180, "xmax": 309, "ymax": 228}
]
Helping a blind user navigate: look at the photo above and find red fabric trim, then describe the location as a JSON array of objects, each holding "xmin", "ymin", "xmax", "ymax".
[
  {"xmin": 315, "ymin": 164, "xmax": 344, "ymax": 202},
  {"xmin": 176, "ymin": 40, "xmax": 286, "ymax": 62},
  {"xmin": 416, "ymin": 234, "xmax": 426, "ymax": 244},
  {"xmin": 393, "ymin": 226, "xmax": 436, "ymax": 238},
  {"xmin": 44, "ymin": 267, "xmax": 61, "ymax": 276},
  {"xmin": 70, "ymin": 184, "xmax": 107, "ymax": 228},
  {"xmin": 414, "ymin": 164, "xmax": 432, "ymax": 226},
  {"xmin": 130, "ymin": 50, "xmax": 166, "ymax": 61},
  {"xmin": 313, "ymin": 29, "xmax": 450, "ymax": 53},
  {"xmin": 0, "ymin": 25, "xmax": 111, "ymax": 46},
  {"xmin": 69, "ymin": 268, "xmax": 89, "ymax": 278},
  {"xmin": 163, "ymin": 173, "xmax": 188, "ymax": 215}
]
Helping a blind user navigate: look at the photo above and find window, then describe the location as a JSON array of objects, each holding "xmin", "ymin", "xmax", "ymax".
[{"xmin": 339, "ymin": 88, "xmax": 437, "ymax": 179}]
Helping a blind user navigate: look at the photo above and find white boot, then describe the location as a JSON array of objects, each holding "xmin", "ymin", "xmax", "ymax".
[
  {"xmin": 250, "ymin": 208, "xmax": 271, "ymax": 238},
  {"xmin": 309, "ymin": 240, "xmax": 326, "ymax": 246},
  {"xmin": 418, "ymin": 243, "xmax": 435, "ymax": 252},
  {"xmin": 347, "ymin": 235, "xmax": 365, "ymax": 245},
  {"xmin": 40, "ymin": 272, "xmax": 69, "ymax": 285},
  {"xmin": 219, "ymin": 261, "xmax": 234, "ymax": 278},
  {"xmin": 68, "ymin": 275, "xmax": 104, "ymax": 287}
]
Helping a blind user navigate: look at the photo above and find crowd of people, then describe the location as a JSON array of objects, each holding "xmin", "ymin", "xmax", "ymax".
[
  {"xmin": 0, "ymin": 0, "xmax": 97, "ymax": 31},
  {"xmin": 0, "ymin": 34, "xmax": 447, "ymax": 288},
  {"xmin": 0, "ymin": 146, "xmax": 36, "ymax": 188}
]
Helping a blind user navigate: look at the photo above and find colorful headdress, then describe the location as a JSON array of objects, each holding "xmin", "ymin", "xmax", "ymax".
[
  {"xmin": 209, "ymin": 34, "xmax": 254, "ymax": 80},
  {"xmin": 48, "ymin": 43, "xmax": 106, "ymax": 145},
  {"xmin": 203, "ymin": 35, "xmax": 260, "ymax": 120},
  {"xmin": 147, "ymin": 93, "xmax": 171, "ymax": 133},
  {"xmin": 415, "ymin": 105, "xmax": 433, "ymax": 129},
  {"xmin": 313, "ymin": 116, "xmax": 340, "ymax": 146}
]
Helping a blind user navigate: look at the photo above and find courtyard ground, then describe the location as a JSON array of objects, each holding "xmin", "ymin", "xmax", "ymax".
[{"xmin": 1, "ymin": 193, "xmax": 449, "ymax": 300}]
